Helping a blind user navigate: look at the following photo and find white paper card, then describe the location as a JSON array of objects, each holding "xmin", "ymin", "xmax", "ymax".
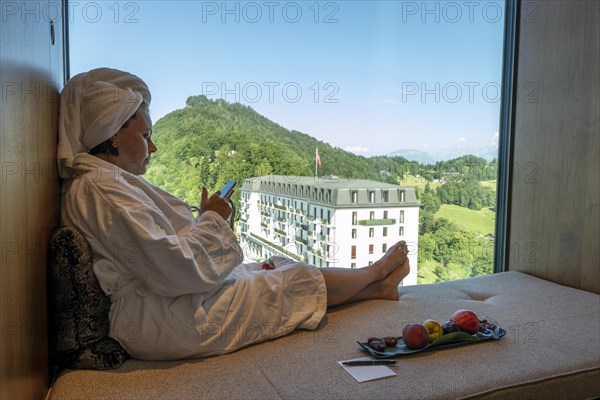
[{"xmin": 338, "ymin": 357, "xmax": 397, "ymax": 383}]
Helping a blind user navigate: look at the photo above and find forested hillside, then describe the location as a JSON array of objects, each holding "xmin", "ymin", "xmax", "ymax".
[
  {"xmin": 146, "ymin": 95, "xmax": 396, "ymax": 204},
  {"xmin": 145, "ymin": 96, "xmax": 497, "ymax": 284}
]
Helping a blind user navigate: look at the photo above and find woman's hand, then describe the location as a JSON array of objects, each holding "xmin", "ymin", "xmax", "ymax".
[{"xmin": 199, "ymin": 187, "xmax": 232, "ymax": 220}]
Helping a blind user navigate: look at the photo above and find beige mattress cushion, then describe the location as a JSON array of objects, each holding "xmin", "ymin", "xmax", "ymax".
[{"xmin": 50, "ymin": 271, "xmax": 600, "ymax": 399}]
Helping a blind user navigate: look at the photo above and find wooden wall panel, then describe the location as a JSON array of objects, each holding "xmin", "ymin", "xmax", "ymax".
[
  {"xmin": 0, "ymin": 1, "xmax": 64, "ymax": 398},
  {"xmin": 509, "ymin": 0, "xmax": 599, "ymax": 293}
]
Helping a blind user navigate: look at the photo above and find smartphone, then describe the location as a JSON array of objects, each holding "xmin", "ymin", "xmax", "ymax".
[{"xmin": 219, "ymin": 180, "xmax": 237, "ymax": 198}]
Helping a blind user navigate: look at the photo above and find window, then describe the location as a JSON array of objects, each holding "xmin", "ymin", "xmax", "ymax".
[
  {"xmin": 382, "ymin": 243, "xmax": 387, "ymax": 253},
  {"xmin": 399, "ymin": 210, "xmax": 404, "ymax": 224},
  {"xmin": 383, "ymin": 210, "xmax": 388, "ymax": 219},
  {"xmin": 351, "ymin": 263, "xmax": 356, "ymax": 269},
  {"xmin": 351, "ymin": 246, "xmax": 356, "ymax": 260},
  {"xmin": 352, "ymin": 212, "xmax": 357, "ymax": 225},
  {"xmin": 368, "ymin": 191, "xmax": 375, "ymax": 203},
  {"xmin": 383, "ymin": 227, "xmax": 387, "ymax": 237},
  {"xmin": 369, "ymin": 211, "xmax": 375, "ymax": 220},
  {"xmin": 369, "ymin": 228, "xmax": 374, "ymax": 237},
  {"xmin": 399, "ymin": 226, "xmax": 404, "ymax": 236},
  {"xmin": 369, "ymin": 244, "xmax": 374, "ymax": 254},
  {"xmin": 351, "ymin": 229, "xmax": 357, "ymax": 239},
  {"xmin": 71, "ymin": 2, "xmax": 506, "ymax": 285}
]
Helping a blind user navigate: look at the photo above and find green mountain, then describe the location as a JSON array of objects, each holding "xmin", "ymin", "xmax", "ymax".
[{"xmin": 145, "ymin": 95, "xmax": 404, "ymax": 204}]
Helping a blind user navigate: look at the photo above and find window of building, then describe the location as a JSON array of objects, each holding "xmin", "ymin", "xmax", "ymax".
[
  {"xmin": 351, "ymin": 190, "xmax": 358, "ymax": 203},
  {"xmin": 369, "ymin": 228, "xmax": 374, "ymax": 237},
  {"xmin": 399, "ymin": 226, "xmax": 404, "ymax": 236},
  {"xmin": 399, "ymin": 210, "xmax": 404, "ymax": 224},
  {"xmin": 352, "ymin": 229, "xmax": 357, "ymax": 239},
  {"xmin": 369, "ymin": 244, "xmax": 374, "ymax": 254},
  {"xmin": 383, "ymin": 227, "xmax": 387, "ymax": 237},
  {"xmin": 352, "ymin": 212, "xmax": 357, "ymax": 225},
  {"xmin": 351, "ymin": 245, "xmax": 356, "ymax": 259},
  {"xmin": 383, "ymin": 210, "xmax": 388, "ymax": 219},
  {"xmin": 369, "ymin": 191, "xmax": 375, "ymax": 203},
  {"xmin": 382, "ymin": 243, "xmax": 387, "ymax": 253},
  {"xmin": 383, "ymin": 190, "xmax": 389, "ymax": 202},
  {"xmin": 351, "ymin": 263, "xmax": 356, "ymax": 269},
  {"xmin": 369, "ymin": 211, "xmax": 375, "ymax": 219},
  {"xmin": 399, "ymin": 190, "xmax": 405, "ymax": 202}
]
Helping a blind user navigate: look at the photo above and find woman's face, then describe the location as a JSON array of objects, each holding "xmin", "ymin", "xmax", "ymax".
[{"xmin": 115, "ymin": 108, "xmax": 156, "ymax": 175}]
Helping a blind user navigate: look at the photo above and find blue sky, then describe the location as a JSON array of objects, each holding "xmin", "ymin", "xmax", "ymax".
[{"xmin": 70, "ymin": 0, "xmax": 505, "ymax": 157}]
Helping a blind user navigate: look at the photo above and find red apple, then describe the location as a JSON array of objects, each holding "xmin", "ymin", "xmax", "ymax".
[
  {"xmin": 402, "ymin": 323, "xmax": 429, "ymax": 349},
  {"xmin": 423, "ymin": 319, "xmax": 443, "ymax": 341},
  {"xmin": 450, "ymin": 310, "xmax": 480, "ymax": 334}
]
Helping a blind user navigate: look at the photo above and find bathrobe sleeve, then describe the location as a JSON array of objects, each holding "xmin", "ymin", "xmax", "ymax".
[{"xmin": 66, "ymin": 172, "xmax": 244, "ymax": 297}]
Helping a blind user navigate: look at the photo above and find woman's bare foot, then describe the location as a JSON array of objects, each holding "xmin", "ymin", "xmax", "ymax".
[
  {"xmin": 343, "ymin": 257, "xmax": 410, "ymax": 303},
  {"xmin": 370, "ymin": 241, "xmax": 409, "ymax": 280},
  {"xmin": 379, "ymin": 258, "xmax": 411, "ymax": 300}
]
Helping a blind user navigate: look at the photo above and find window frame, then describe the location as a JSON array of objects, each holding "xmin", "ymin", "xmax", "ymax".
[
  {"xmin": 63, "ymin": 0, "xmax": 518, "ymax": 276},
  {"xmin": 494, "ymin": 0, "xmax": 519, "ymax": 274}
]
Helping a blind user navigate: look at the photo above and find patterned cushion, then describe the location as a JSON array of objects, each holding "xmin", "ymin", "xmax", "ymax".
[{"xmin": 48, "ymin": 226, "xmax": 129, "ymax": 369}]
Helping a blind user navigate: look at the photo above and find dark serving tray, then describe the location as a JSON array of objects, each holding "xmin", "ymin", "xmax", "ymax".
[{"xmin": 358, "ymin": 323, "xmax": 506, "ymax": 358}]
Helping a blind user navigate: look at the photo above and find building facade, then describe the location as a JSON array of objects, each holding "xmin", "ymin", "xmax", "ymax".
[{"xmin": 239, "ymin": 175, "xmax": 420, "ymax": 285}]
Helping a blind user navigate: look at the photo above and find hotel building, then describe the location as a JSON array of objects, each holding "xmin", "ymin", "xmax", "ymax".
[{"xmin": 238, "ymin": 175, "xmax": 420, "ymax": 285}]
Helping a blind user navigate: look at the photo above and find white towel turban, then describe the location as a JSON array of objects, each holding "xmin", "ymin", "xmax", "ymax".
[{"xmin": 57, "ymin": 67, "xmax": 152, "ymax": 178}]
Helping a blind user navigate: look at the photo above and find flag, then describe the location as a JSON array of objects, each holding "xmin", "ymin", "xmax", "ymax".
[{"xmin": 316, "ymin": 147, "xmax": 322, "ymax": 169}]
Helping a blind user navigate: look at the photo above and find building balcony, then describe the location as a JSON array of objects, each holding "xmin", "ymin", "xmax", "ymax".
[
  {"xmin": 248, "ymin": 233, "xmax": 302, "ymax": 262},
  {"xmin": 274, "ymin": 228, "xmax": 286, "ymax": 237},
  {"xmin": 295, "ymin": 236, "xmax": 308, "ymax": 245}
]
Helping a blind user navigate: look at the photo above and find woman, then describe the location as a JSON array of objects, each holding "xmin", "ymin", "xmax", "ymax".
[{"xmin": 58, "ymin": 68, "xmax": 410, "ymax": 360}]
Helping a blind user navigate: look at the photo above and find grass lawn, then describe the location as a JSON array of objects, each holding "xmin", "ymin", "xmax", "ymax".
[
  {"xmin": 416, "ymin": 259, "xmax": 440, "ymax": 285},
  {"xmin": 398, "ymin": 174, "xmax": 441, "ymax": 190},
  {"xmin": 435, "ymin": 204, "xmax": 496, "ymax": 235},
  {"xmin": 480, "ymin": 179, "xmax": 497, "ymax": 191}
]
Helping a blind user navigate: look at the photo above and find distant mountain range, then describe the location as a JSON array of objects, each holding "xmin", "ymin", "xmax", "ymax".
[{"xmin": 387, "ymin": 146, "xmax": 499, "ymax": 164}]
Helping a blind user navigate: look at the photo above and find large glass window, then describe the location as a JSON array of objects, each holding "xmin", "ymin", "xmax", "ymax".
[{"xmin": 70, "ymin": 1, "xmax": 505, "ymax": 285}]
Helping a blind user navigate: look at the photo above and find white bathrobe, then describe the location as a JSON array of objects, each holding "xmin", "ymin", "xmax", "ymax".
[{"xmin": 61, "ymin": 153, "xmax": 327, "ymax": 360}]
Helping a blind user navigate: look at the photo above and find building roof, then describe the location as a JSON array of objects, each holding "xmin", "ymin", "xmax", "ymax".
[{"xmin": 241, "ymin": 175, "xmax": 420, "ymax": 208}]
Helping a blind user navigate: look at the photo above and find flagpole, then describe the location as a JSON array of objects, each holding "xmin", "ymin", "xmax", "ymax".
[{"xmin": 315, "ymin": 147, "xmax": 322, "ymax": 179}]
